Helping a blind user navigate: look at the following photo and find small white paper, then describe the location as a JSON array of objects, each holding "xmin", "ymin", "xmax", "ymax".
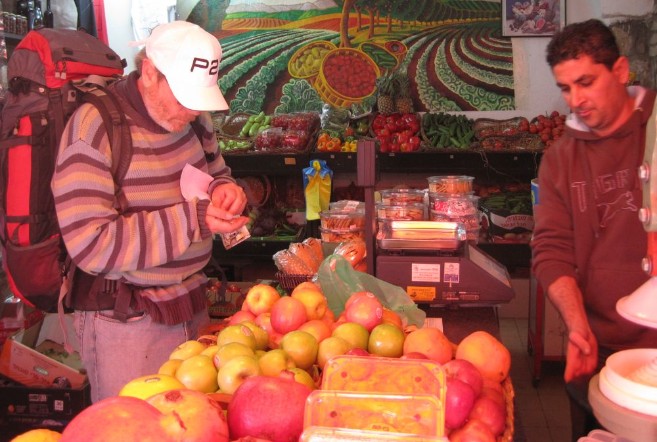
[{"xmin": 180, "ymin": 163, "xmax": 213, "ymax": 201}]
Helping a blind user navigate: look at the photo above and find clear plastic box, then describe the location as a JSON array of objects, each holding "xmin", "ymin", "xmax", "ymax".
[
  {"xmin": 379, "ymin": 188, "xmax": 426, "ymax": 205},
  {"xmin": 320, "ymin": 355, "xmax": 446, "ymax": 399},
  {"xmin": 427, "ymin": 175, "xmax": 474, "ymax": 194},
  {"xmin": 304, "ymin": 390, "xmax": 444, "ymax": 437},
  {"xmin": 300, "ymin": 427, "xmax": 447, "ymax": 441}
]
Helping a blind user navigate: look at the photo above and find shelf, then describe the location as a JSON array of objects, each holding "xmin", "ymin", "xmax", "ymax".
[{"xmin": 224, "ymin": 150, "xmax": 542, "ymax": 177}]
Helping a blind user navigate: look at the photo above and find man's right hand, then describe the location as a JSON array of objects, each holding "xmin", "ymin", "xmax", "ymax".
[{"xmin": 564, "ymin": 330, "xmax": 598, "ymax": 382}]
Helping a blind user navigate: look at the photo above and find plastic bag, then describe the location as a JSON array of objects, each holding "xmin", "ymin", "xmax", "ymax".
[
  {"xmin": 303, "ymin": 159, "xmax": 333, "ymax": 221},
  {"xmin": 317, "ymin": 254, "xmax": 426, "ymax": 328}
]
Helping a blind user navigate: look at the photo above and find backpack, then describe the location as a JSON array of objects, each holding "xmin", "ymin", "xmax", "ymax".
[{"xmin": 0, "ymin": 28, "xmax": 129, "ymax": 313}]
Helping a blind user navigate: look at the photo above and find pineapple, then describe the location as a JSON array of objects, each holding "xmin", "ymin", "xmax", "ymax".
[
  {"xmin": 376, "ymin": 71, "xmax": 396, "ymax": 114},
  {"xmin": 394, "ymin": 71, "xmax": 414, "ymax": 114}
]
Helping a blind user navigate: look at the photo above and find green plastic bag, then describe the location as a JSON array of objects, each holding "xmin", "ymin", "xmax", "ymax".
[{"xmin": 317, "ymin": 254, "xmax": 426, "ymax": 328}]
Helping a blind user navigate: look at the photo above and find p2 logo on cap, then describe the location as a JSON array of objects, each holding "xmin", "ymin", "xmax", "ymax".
[{"xmin": 191, "ymin": 57, "xmax": 219, "ymax": 75}]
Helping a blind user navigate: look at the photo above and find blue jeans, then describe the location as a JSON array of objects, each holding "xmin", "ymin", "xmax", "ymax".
[{"xmin": 74, "ymin": 308, "xmax": 210, "ymax": 403}]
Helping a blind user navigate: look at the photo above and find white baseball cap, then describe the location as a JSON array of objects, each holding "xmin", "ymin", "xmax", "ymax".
[{"xmin": 139, "ymin": 21, "xmax": 228, "ymax": 111}]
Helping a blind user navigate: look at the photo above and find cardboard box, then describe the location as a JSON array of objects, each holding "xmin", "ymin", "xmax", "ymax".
[
  {"xmin": 1, "ymin": 299, "xmax": 45, "ymax": 348},
  {"xmin": 0, "ymin": 374, "xmax": 91, "ymax": 439},
  {"xmin": 0, "ymin": 314, "xmax": 87, "ymax": 389}
]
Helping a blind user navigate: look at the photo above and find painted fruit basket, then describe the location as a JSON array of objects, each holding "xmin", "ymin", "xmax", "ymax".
[
  {"xmin": 315, "ymin": 48, "xmax": 380, "ymax": 109},
  {"xmin": 288, "ymin": 40, "xmax": 338, "ymax": 84}
]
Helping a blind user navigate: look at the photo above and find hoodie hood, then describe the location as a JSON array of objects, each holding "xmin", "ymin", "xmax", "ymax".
[{"xmin": 564, "ymin": 86, "xmax": 656, "ymax": 141}]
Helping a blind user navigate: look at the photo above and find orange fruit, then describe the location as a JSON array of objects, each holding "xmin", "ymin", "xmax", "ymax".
[
  {"xmin": 381, "ymin": 307, "xmax": 403, "ymax": 330},
  {"xmin": 402, "ymin": 327, "xmax": 453, "ymax": 364},
  {"xmin": 455, "ymin": 331, "xmax": 511, "ymax": 384}
]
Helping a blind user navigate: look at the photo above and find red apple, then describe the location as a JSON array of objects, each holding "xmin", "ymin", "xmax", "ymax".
[
  {"xmin": 228, "ymin": 310, "xmax": 256, "ymax": 325},
  {"xmin": 469, "ymin": 395, "xmax": 507, "ymax": 436},
  {"xmin": 448, "ymin": 418, "xmax": 496, "ymax": 442},
  {"xmin": 60, "ymin": 396, "xmax": 184, "ymax": 441},
  {"xmin": 344, "ymin": 347, "xmax": 370, "ymax": 357},
  {"xmin": 146, "ymin": 389, "xmax": 229, "ymax": 442},
  {"xmin": 444, "ymin": 377, "xmax": 477, "ymax": 430},
  {"xmin": 227, "ymin": 374, "xmax": 312, "ymax": 442},
  {"xmin": 242, "ymin": 284, "xmax": 281, "ymax": 316},
  {"xmin": 270, "ymin": 296, "xmax": 308, "ymax": 334},
  {"xmin": 400, "ymin": 351, "xmax": 429, "ymax": 360},
  {"xmin": 444, "ymin": 358, "xmax": 484, "ymax": 397},
  {"xmin": 343, "ymin": 292, "xmax": 383, "ymax": 332}
]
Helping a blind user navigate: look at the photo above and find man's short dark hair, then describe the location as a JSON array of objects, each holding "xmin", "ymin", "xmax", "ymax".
[{"xmin": 546, "ymin": 19, "xmax": 620, "ymax": 70}]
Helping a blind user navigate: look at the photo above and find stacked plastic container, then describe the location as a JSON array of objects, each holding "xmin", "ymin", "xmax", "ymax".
[
  {"xmin": 427, "ymin": 175, "xmax": 480, "ymax": 243},
  {"xmin": 319, "ymin": 201, "xmax": 366, "ymax": 242},
  {"xmin": 376, "ymin": 188, "xmax": 427, "ymax": 233},
  {"xmin": 301, "ymin": 355, "xmax": 448, "ymax": 441}
]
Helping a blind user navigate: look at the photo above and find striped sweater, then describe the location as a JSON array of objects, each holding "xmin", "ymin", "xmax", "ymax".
[{"xmin": 52, "ymin": 71, "xmax": 234, "ymax": 324}]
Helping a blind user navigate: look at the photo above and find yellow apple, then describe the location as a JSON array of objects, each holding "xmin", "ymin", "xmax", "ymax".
[
  {"xmin": 317, "ymin": 336, "xmax": 351, "ymax": 369},
  {"xmin": 217, "ymin": 354, "xmax": 261, "ymax": 395},
  {"xmin": 118, "ymin": 374, "xmax": 185, "ymax": 400},
  {"xmin": 291, "ymin": 284, "xmax": 328, "ymax": 320},
  {"xmin": 213, "ymin": 342, "xmax": 255, "ymax": 369},
  {"xmin": 200, "ymin": 344, "xmax": 219, "ymax": 357},
  {"xmin": 158, "ymin": 358, "xmax": 183, "ymax": 377},
  {"xmin": 168, "ymin": 339, "xmax": 207, "ymax": 360},
  {"xmin": 242, "ymin": 283, "xmax": 281, "ymax": 315},
  {"xmin": 258, "ymin": 348, "xmax": 296, "ymax": 377},
  {"xmin": 279, "ymin": 330, "xmax": 318, "ymax": 370},
  {"xmin": 283, "ymin": 367, "xmax": 316, "ymax": 390},
  {"xmin": 217, "ymin": 323, "xmax": 257, "ymax": 350},
  {"xmin": 332, "ymin": 321, "xmax": 369, "ymax": 350},
  {"xmin": 175, "ymin": 354, "xmax": 218, "ymax": 393},
  {"xmin": 240, "ymin": 320, "xmax": 269, "ymax": 351}
]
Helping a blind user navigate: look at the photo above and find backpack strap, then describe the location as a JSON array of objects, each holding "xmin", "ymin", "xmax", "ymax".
[{"xmin": 80, "ymin": 84, "xmax": 133, "ymax": 183}]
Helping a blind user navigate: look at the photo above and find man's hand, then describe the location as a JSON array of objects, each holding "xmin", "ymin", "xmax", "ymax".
[
  {"xmin": 205, "ymin": 182, "xmax": 249, "ymax": 234},
  {"xmin": 211, "ymin": 182, "xmax": 247, "ymax": 215},
  {"xmin": 564, "ymin": 329, "xmax": 598, "ymax": 382}
]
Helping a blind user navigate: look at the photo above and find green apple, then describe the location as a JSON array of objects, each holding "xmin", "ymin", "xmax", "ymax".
[
  {"xmin": 213, "ymin": 342, "xmax": 256, "ymax": 369},
  {"xmin": 217, "ymin": 323, "xmax": 257, "ymax": 350},
  {"xmin": 175, "ymin": 354, "xmax": 219, "ymax": 393},
  {"xmin": 217, "ymin": 354, "xmax": 261, "ymax": 395},
  {"xmin": 317, "ymin": 335, "xmax": 351, "ymax": 369},
  {"xmin": 368, "ymin": 323, "xmax": 405, "ymax": 358},
  {"xmin": 258, "ymin": 348, "xmax": 296, "ymax": 377},
  {"xmin": 279, "ymin": 330, "xmax": 318, "ymax": 370},
  {"xmin": 332, "ymin": 322, "xmax": 369, "ymax": 350},
  {"xmin": 168, "ymin": 339, "xmax": 207, "ymax": 360},
  {"xmin": 240, "ymin": 320, "xmax": 269, "ymax": 351}
]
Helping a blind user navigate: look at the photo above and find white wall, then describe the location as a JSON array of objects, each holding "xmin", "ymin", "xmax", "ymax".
[{"xmin": 103, "ymin": 0, "xmax": 655, "ymax": 119}]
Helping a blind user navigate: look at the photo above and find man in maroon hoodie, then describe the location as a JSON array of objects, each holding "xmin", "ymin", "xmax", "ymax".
[{"xmin": 532, "ymin": 19, "xmax": 657, "ymax": 440}]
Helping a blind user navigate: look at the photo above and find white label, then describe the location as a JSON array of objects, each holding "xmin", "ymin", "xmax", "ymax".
[
  {"xmin": 443, "ymin": 262, "xmax": 460, "ymax": 283},
  {"xmin": 411, "ymin": 263, "xmax": 441, "ymax": 282}
]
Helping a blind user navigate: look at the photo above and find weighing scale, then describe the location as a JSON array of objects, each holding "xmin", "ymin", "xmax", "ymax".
[{"xmin": 374, "ymin": 220, "xmax": 515, "ymax": 306}]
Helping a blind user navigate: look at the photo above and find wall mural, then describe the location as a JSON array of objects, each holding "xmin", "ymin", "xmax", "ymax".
[{"xmin": 184, "ymin": 0, "xmax": 512, "ymax": 114}]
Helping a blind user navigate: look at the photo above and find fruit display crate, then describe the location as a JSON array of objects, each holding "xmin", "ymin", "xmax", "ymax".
[{"xmin": 0, "ymin": 374, "xmax": 91, "ymax": 439}]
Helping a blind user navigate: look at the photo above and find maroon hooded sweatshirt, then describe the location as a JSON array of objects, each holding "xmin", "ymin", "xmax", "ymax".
[{"xmin": 532, "ymin": 86, "xmax": 657, "ymax": 351}]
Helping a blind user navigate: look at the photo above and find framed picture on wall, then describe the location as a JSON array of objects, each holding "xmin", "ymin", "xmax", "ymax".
[{"xmin": 502, "ymin": 0, "xmax": 566, "ymax": 37}]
